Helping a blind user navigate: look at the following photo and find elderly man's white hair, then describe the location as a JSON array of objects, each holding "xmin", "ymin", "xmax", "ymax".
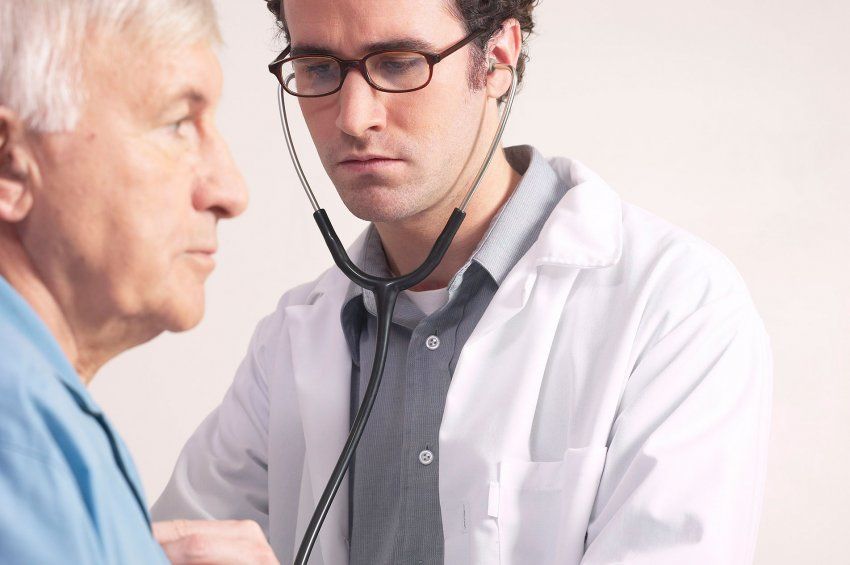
[{"xmin": 0, "ymin": 0, "xmax": 221, "ymax": 132}]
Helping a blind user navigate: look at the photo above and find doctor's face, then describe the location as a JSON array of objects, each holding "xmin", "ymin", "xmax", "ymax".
[
  {"xmin": 283, "ymin": 0, "xmax": 491, "ymax": 224},
  {"xmin": 22, "ymin": 36, "xmax": 248, "ymax": 337}
]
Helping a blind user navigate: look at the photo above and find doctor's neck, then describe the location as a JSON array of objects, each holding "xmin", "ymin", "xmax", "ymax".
[{"xmin": 375, "ymin": 146, "xmax": 521, "ymax": 291}]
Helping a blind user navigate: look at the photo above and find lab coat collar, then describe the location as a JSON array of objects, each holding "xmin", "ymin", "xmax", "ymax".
[
  {"xmin": 463, "ymin": 157, "xmax": 623, "ymax": 341},
  {"xmin": 536, "ymin": 157, "xmax": 623, "ymax": 269}
]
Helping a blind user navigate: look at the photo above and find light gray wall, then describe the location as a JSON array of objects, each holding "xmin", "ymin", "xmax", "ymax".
[{"xmin": 90, "ymin": 1, "xmax": 850, "ymax": 562}]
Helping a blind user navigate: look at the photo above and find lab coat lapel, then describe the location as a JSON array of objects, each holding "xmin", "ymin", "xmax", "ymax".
[
  {"xmin": 286, "ymin": 269, "xmax": 352, "ymax": 564},
  {"xmin": 466, "ymin": 163, "xmax": 623, "ymax": 342},
  {"xmin": 442, "ymin": 163, "xmax": 624, "ymax": 456}
]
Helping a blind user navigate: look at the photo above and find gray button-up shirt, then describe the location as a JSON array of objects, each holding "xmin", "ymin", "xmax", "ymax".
[{"xmin": 341, "ymin": 145, "xmax": 568, "ymax": 564}]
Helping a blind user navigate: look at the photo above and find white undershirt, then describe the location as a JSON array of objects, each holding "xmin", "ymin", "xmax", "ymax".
[{"xmin": 404, "ymin": 287, "xmax": 450, "ymax": 316}]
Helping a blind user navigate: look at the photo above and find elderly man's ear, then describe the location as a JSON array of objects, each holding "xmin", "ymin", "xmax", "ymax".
[{"xmin": 0, "ymin": 107, "xmax": 36, "ymax": 223}]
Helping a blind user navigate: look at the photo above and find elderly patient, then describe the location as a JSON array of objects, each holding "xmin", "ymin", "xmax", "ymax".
[{"xmin": 0, "ymin": 1, "xmax": 275, "ymax": 563}]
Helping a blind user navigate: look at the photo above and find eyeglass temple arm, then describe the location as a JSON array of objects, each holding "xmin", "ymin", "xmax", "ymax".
[
  {"xmin": 434, "ymin": 25, "xmax": 498, "ymax": 62},
  {"xmin": 268, "ymin": 45, "xmax": 292, "ymax": 72}
]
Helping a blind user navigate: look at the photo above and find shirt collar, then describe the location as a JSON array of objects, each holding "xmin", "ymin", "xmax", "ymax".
[
  {"xmin": 341, "ymin": 226, "xmax": 387, "ymax": 308},
  {"xmin": 470, "ymin": 145, "xmax": 567, "ymax": 285},
  {"xmin": 342, "ymin": 227, "xmax": 426, "ymax": 329},
  {"xmin": 0, "ymin": 275, "xmax": 103, "ymax": 416}
]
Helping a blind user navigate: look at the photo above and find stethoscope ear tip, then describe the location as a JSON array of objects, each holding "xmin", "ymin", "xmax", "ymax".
[{"xmin": 488, "ymin": 60, "xmax": 517, "ymax": 75}]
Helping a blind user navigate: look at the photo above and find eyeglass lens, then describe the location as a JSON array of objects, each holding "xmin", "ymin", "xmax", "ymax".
[{"xmin": 281, "ymin": 52, "xmax": 432, "ymax": 96}]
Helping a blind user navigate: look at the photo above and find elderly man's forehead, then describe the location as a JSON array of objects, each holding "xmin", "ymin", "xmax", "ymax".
[{"xmin": 81, "ymin": 35, "xmax": 221, "ymax": 114}]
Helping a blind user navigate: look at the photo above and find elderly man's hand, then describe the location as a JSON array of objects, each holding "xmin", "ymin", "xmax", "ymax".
[{"xmin": 153, "ymin": 520, "xmax": 279, "ymax": 565}]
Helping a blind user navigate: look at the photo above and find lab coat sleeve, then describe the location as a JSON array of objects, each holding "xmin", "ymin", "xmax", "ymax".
[
  {"xmin": 582, "ymin": 288, "xmax": 773, "ymax": 563},
  {"xmin": 151, "ymin": 313, "xmax": 275, "ymax": 533}
]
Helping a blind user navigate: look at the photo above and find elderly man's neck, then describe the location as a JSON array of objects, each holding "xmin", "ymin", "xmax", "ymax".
[{"xmin": 0, "ymin": 233, "xmax": 146, "ymax": 385}]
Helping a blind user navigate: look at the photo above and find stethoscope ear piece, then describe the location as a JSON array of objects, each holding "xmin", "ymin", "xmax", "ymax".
[{"xmin": 487, "ymin": 58, "xmax": 497, "ymax": 74}]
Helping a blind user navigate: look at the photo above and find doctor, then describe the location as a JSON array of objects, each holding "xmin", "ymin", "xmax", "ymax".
[{"xmin": 154, "ymin": 0, "xmax": 772, "ymax": 563}]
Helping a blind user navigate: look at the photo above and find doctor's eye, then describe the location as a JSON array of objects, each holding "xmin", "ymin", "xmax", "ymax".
[
  {"xmin": 304, "ymin": 62, "xmax": 335, "ymax": 77},
  {"xmin": 367, "ymin": 52, "xmax": 430, "ymax": 90},
  {"xmin": 375, "ymin": 55, "xmax": 426, "ymax": 76},
  {"xmin": 288, "ymin": 57, "xmax": 341, "ymax": 94}
]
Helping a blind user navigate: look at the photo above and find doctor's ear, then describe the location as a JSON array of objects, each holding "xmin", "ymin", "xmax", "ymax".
[
  {"xmin": 0, "ymin": 107, "xmax": 36, "ymax": 223},
  {"xmin": 484, "ymin": 18, "xmax": 523, "ymax": 101}
]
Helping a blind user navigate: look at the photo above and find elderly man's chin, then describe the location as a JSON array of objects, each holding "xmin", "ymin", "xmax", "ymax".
[
  {"xmin": 156, "ymin": 261, "xmax": 213, "ymax": 333},
  {"xmin": 159, "ymin": 285, "xmax": 207, "ymax": 333}
]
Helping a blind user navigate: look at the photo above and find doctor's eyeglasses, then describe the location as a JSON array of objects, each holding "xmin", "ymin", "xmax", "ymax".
[{"xmin": 268, "ymin": 28, "xmax": 491, "ymax": 97}]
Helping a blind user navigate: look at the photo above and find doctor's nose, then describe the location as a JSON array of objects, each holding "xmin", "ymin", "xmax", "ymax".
[{"xmin": 335, "ymin": 71, "xmax": 387, "ymax": 138}]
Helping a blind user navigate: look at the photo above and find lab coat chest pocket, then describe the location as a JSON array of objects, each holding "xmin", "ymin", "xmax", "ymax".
[{"xmin": 493, "ymin": 446, "xmax": 608, "ymax": 565}]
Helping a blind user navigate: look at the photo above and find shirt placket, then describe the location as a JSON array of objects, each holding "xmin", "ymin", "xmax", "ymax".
[{"xmin": 398, "ymin": 312, "xmax": 456, "ymax": 564}]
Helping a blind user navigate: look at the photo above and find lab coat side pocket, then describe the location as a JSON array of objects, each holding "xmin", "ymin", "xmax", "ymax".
[{"xmin": 494, "ymin": 446, "xmax": 608, "ymax": 565}]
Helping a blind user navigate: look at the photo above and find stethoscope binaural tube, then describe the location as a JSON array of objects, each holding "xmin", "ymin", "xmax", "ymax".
[{"xmin": 277, "ymin": 62, "xmax": 518, "ymax": 565}]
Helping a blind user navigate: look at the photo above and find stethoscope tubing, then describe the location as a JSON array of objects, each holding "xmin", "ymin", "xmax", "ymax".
[{"xmin": 278, "ymin": 63, "xmax": 518, "ymax": 565}]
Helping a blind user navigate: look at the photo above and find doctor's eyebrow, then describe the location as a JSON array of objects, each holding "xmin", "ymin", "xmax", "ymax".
[{"xmin": 290, "ymin": 38, "xmax": 437, "ymax": 58}]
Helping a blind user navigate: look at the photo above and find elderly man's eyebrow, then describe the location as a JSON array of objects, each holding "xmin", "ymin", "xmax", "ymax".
[
  {"xmin": 290, "ymin": 37, "xmax": 437, "ymax": 58},
  {"xmin": 156, "ymin": 87, "xmax": 209, "ymax": 110},
  {"xmin": 172, "ymin": 88, "xmax": 209, "ymax": 105},
  {"xmin": 154, "ymin": 88, "xmax": 209, "ymax": 120}
]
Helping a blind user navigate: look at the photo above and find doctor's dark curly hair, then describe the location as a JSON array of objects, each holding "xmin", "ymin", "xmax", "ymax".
[{"xmin": 263, "ymin": 0, "xmax": 538, "ymax": 88}]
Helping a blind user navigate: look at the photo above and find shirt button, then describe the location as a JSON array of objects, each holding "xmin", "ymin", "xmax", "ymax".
[
  {"xmin": 425, "ymin": 335, "xmax": 440, "ymax": 350},
  {"xmin": 418, "ymin": 449, "xmax": 434, "ymax": 466}
]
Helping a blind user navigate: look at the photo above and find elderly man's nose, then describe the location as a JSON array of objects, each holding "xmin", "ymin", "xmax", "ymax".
[
  {"xmin": 194, "ymin": 135, "xmax": 248, "ymax": 219},
  {"xmin": 335, "ymin": 71, "xmax": 386, "ymax": 137}
]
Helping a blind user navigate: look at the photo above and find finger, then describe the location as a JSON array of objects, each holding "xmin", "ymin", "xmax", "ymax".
[
  {"xmin": 159, "ymin": 535, "xmax": 278, "ymax": 565},
  {"xmin": 153, "ymin": 519, "xmax": 192, "ymax": 545},
  {"xmin": 153, "ymin": 519, "xmax": 265, "ymax": 544}
]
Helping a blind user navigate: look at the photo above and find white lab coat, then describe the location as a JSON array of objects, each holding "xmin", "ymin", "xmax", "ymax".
[{"xmin": 153, "ymin": 158, "xmax": 772, "ymax": 564}]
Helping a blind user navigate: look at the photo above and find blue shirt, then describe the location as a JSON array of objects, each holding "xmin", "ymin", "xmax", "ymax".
[{"xmin": 0, "ymin": 276, "xmax": 168, "ymax": 564}]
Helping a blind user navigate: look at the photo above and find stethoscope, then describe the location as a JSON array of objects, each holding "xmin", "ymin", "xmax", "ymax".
[{"xmin": 276, "ymin": 60, "xmax": 518, "ymax": 565}]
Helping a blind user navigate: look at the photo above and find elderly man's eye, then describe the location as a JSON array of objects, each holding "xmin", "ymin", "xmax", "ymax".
[{"xmin": 167, "ymin": 117, "xmax": 200, "ymax": 141}]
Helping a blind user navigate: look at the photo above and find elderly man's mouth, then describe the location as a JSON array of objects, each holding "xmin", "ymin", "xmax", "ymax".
[{"xmin": 185, "ymin": 250, "xmax": 216, "ymax": 271}]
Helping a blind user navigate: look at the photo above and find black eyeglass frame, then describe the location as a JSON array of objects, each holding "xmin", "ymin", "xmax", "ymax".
[{"xmin": 268, "ymin": 27, "xmax": 493, "ymax": 98}]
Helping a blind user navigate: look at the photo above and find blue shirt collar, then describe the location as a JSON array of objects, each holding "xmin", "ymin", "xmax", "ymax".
[{"xmin": 0, "ymin": 274, "xmax": 103, "ymax": 416}]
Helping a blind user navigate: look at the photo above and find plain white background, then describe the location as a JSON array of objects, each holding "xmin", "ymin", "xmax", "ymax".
[{"xmin": 90, "ymin": 1, "xmax": 850, "ymax": 562}]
